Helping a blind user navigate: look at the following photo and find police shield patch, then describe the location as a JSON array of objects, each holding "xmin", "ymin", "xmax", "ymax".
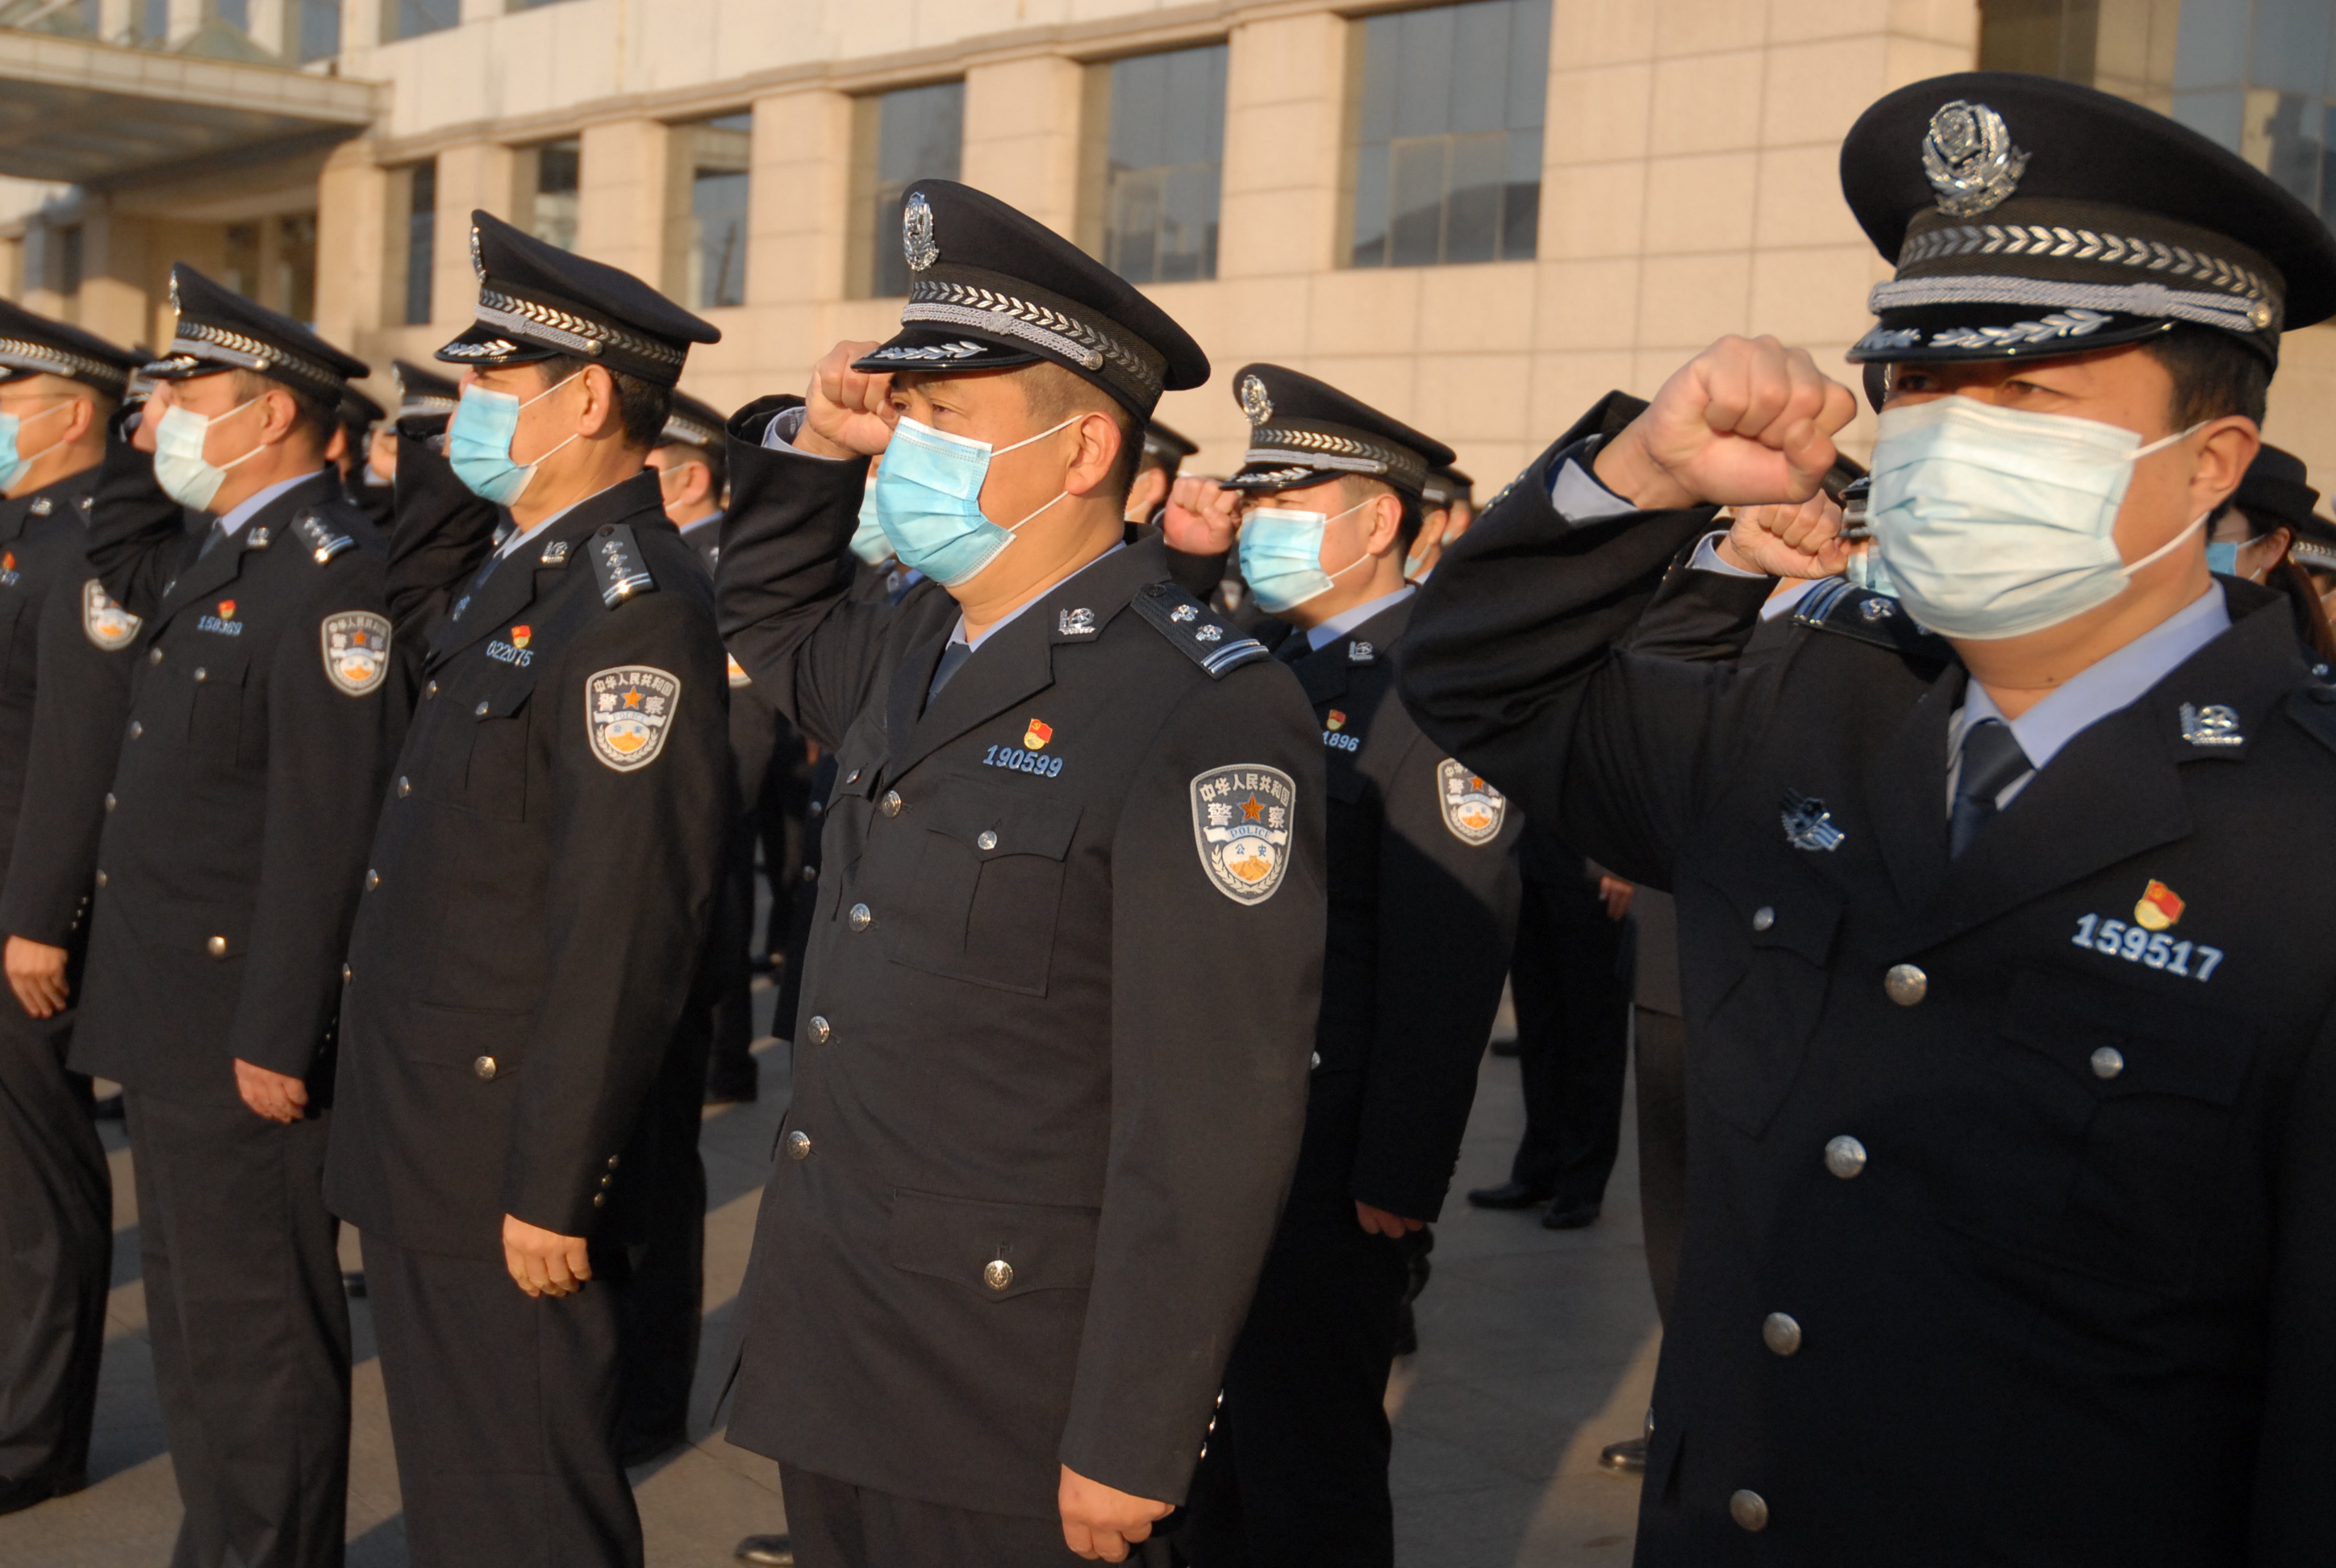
[
  {"xmin": 587, "ymin": 665, "xmax": 681, "ymax": 772},
  {"xmin": 1191, "ymin": 765, "xmax": 1297, "ymax": 906},
  {"xmin": 726, "ymin": 653, "xmax": 753, "ymax": 690},
  {"xmin": 81, "ymin": 579, "xmax": 140, "ymax": 652},
  {"xmin": 1437, "ymin": 758, "xmax": 1507, "ymax": 846},
  {"xmin": 320, "ymin": 611, "xmax": 392, "ymax": 696}
]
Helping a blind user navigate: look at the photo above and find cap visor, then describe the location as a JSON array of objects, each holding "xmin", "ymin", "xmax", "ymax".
[
  {"xmin": 436, "ymin": 321, "xmax": 559, "ymax": 369},
  {"xmin": 1224, "ymin": 461, "xmax": 1348, "ymax": 493},
  {"xmin": 1847, "ymin": 306, "xmax": 2177, "ymax": 365},
  {"xmin": 853, "ymin": 326, "xmax": 1041, "ymax": 378}
]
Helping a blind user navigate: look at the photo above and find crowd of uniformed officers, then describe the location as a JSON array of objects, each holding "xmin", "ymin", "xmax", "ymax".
[{"xmin": 0, "ymin": 61, "xmax": 2333, "ymax": 1568}]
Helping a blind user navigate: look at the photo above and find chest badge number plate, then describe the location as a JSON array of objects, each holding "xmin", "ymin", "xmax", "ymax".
[{"xmin": 1191, "ymin": 765, "xmax": 1297, "ymax": 906}]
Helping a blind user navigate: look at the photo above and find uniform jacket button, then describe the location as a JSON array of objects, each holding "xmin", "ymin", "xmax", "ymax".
[
  {"xmin": 365, "ymin": 869, "xmax": 380, "ymax": 890},
  {"xmin": 148, "ymin": 646, "xmax": 163, "ymax": 665},
  {"xmin": 426, "ymin": 680, "xmax": 438, "ymax": 698},
  {"xmin": 103, "ymin": 792, "xmax": 115, "ymax": 811},
  {"xmin": 192, "ymin": 665, "xmax": 206, "ymax": 682},
  {"xmin": 1884, "ymin": 963, "xmax": 1928, "ymax": 1006},
  {"xmin": 848, "ymin": 903, "xmax": 873, "ymax": 932},
  {"xmin": 127, "ymin": 719, "xmax": 141, "ymax": 739},
  {"xmin": 807, "ymin": 800, "xmax": 824, "ymax": 819},
  {"xmin": 591, "ymin": 1192, "xmax": 606, "ymax": 1207},
  {"xmin": 206, "ymin": 936, "xmax": 227, "ymax": 957},
  {"xmin": 802, "ymin": 864, "xmax": 819, "ymax": 884},
  {"xmin": 983, "ymin": 1259, "xmax": 1014, "ymax": 1291},
  {"xmin": 94, "ymin": 869, "xmax": 106, "ymax": 888},
  {"xmin": 474, "ymin": 700, "xmax": 490, "ymax": 717},
  {"xmin": 1762, "ymin": 1312, "xmax": 1802, "ymax": 1356},
  {"xmin": 599, "ymin": 1173, "xmax": 613, "ymax": 1188},
  {"xmin": 341, "ymin": 963, "xmax": 352, "ymax": 984},
  {"xmin": 976, "ymin": 830, "xmax": 998, "ymax": 851},
  {"xmin": 881, "ymin": 790, "xmax": 903, "ymax": 816},
  {"xmin": 607, "ymin": 1155, "xmax": 619, "ymax": 1170},
  {"xmin": 1729, "ymin": 1490, "xmax": 1770, "ymax": 1532},
  {"xmin": 1825, "ymin": 1135, "xmax": 1868, "ymax": 1179},
  {"xmin": 1751, "ymin": 905, "xmax": 1775, "ymax": 932},
  {"xmin": 786, "ymin": 1129, "xmax": 812, "ymax": 1160},
  {"xmin": 2090, "ymin": 1045, "xmax": 2125, "ymax": 1080},
  {"xmin": 473, "ymin": 1055, "xmax": 498, "ymax": 1081},
  {"xmin": 807, "ymin": 1015, "xmax": 832, "ymax": 1045},
  {"xmin": 397, "ymin": 776, "xmax": 411, "ymax": 797}
]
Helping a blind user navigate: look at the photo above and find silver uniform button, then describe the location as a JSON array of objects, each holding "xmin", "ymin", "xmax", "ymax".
[
  {"xmin": 397, "ymin": 776, "xmax": 411, "ymax": 797},
  {"xmin": 2091, "ymin": 1045, "xmax": 2125, "ymax": 1080},
  {"xmin": 127, "ymin": 720, "xmax": 141, "ymax": 739},
  {"xmin": 1729, "ymin": 1490, "xmax": 1770, "ymax": 1532},
  {"xmin": 474, "ymin": 701, "xmax": 490, "ymax": 717},
  {"xmin": 785, "ymin": 1129, "xmax": 812, "ymax": 1160},
  {"xmin": 1884, "ymin": 963, "xmax": 1928, "ymax": 1006},
  {"xmin": 1762, "ymin": 1312, "xmax": 1802, "ymax": 1356},
  {"xmin": 802, "ymin": 864, "xmax": 819, "ymax": 883},
  {"xmin": 191, "ymin": 666, "xmax": 206, "ymax": 682},
  {"xmin": 807, "ymin": 1015, "xmax": 832, "ymax": 1045},
  {"xmin": 426, "ymin": 680, "xmax": 438, "ymax": 699},
  {"xmin": 983, "ymin": 1259, "xmax": 1014, "ymax": 1291},
  {"xmin": 206, "ymin": 936, "xmax": 227, "ymax": 957},
  {"xmin": 103, "ymin": 792, "xmax": 115, "ymax": 811},
  {"xmin": 607, "ymin": 1155, "xmax": 619, "ymax": 1170},
  {"xmin": 148, "ymin": 647, "xmax": 163, "ymax": 665},
  {"xmin": 1825, "ymin": 1135, "xmax": 1868, "ymax": 1179},
  {"xmin": 341, "ymin": 963, "xmax": 352, "ymax": 984},
  {"xmin": 1751, "ymin": 905, "xmax": 1775, "ymax": 932},
  {"xmin": 976, "ymin": 830, "xmax": 998, "ymax": 851},
  {"xmin": 848, "ymin": 903, "xmax": 873, "ymax": 931},
  {"xmin": 94, "ymin": 870, "xmax": 106, "ymax": 888},
  {"xmin": 365, "ymin": 869, "xmax": 380, "ymax": 890},
  {"xmin": 881, "ymin": 790, "xmax": 903, "ymax": 817},
  {"xmin": 473, "ymin": 1055, "xmax": 498, "ymax": 1081},
  {"xmin": 591, "ymin": 1192, "xmax": 606, "ymax": 1208}
]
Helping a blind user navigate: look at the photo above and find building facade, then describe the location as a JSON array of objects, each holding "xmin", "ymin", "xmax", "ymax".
[{"xmin": 5, "ymin": 0, "xmax": 2336, "ymax": 488}]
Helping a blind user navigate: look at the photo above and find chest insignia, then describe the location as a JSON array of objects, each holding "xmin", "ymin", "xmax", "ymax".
[
  {"xmin": 321, "ymin": 611, "xmax": 393, "ymax": 697},
  {"xmin": 1191, "ymin": 765, "xmax": 1297, "ymax": 906},
  {"xmin": 27, "ymin": 497, "xmax": 50, "ymax": 517},
  {"xmin": 81, "ymin": 578, "xmax": 140, "ymax": 651},
  {"xmin": 198, "ymin": 598, "xmax": 243, "ymax": 636},
  {"xmin": 1348, "ymin": 640, "xmax": 1375, "ymax": 665},
  {"xmin": 486, "ymin": 623, "xmax": 534, "ymax": 666},
  {"xmin": 1023, "ymin": 718, "xmax": 1053, "ymax": 750},
  {"xmin": 2134, "ymin": 878, "xmax": 2185, "ymax": 932},
  {"xmin": 586, "ymin": 665, "xmax": 681, "ymax": 772},
  {"xmin": 0, "ymin": 552, "xmax": 17, "ymax": 589},
  {"xmin": 727, "ymin": 652, "xmax": 752, "ymax": 689},
  {"xmin": 1058, "ymin": 607, "xmax": 1096, "ymax": 636},
  {"xmin": 541, "ymin": 540, "xmax": 571, "ymax": 567},
  {"xmin": 2179, "ymin": 701, "xmax": 2242, "ymax": 749},
  {"xmin": 1324, "ymin": 707, "xmax": 1359, "ymax": 752},
  {"xmin": 1781, "ymin": 790, "xmax": 1846, "ymax": 852},
  {"xmin": 2071, "ymin": 886, "xmax": 2222, "ymax": 983},
  {"xmin": 247, "ymin": 526, "xmax": 271, "ymax": 551},
  {"xmin": 1437, "ymin": 758, "xmax": 1508, "ymax": 845}
]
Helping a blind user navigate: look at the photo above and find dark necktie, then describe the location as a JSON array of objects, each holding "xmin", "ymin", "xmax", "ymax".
[
  {"xmin": 927, "ymin": 639, "xmax": 974, "ymax": 703},
  {"xmin": 196, "ymin": 519, "xmax": 232, "ymax": 559},
  {"xmin": 1277, "ymin": 631, "xmax": 1312, "ymax": 664},
  {"xmin": 1949, "ymin": 717, "xmax": 2033, "ymax": 858}
]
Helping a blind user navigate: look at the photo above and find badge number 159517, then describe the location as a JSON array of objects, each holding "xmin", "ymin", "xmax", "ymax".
[{"xmin": 2071, "ymin": 913, "xmax": 2223, "ymax": 982}]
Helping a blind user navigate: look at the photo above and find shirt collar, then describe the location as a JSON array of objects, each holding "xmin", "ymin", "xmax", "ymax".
[
  {"xmin": 678, "ymin": 509, "xmax": 723, "ymax": 536},
  {"xmin": 948, "ymin": 542, "xmax": 1128, "ymax": 653},
  {"xmin": 494, "ymin": 478, "xmax": 629, "ymax": 560},
  {"xmin": 1306, "ymin": 584, "xmax": 1416, "ymax": 650},
  {"xmin": 215, "ymin": 470, "xmax": 317, "ymax": 538}
]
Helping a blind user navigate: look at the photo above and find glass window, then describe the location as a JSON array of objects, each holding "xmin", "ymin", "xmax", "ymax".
[
  {"xmin": 386, "ymin": 0, "xmax": 461, "ymax": 42},
  {"xmin": 528, "ymin": 138, "xmax": 582, "ymax": 252},
  {"xmin": 1092, "ymin": 45, "xmax": 1227, "ymax": 285},
  {"xmin": 141, "ymin": 0, "xmax": 166, "ymax": 44},
  {"xmin": 857, "ymin": 81, "xmax": 965, "ymax": 298},
  {"xmin": 276, "ymin": 214, "xmax": 318, "ymax": 326},
  {"xmin": 299, "ymin": 0, "xmax": 341, "ymax": 62},
  {"xmin": 404, "ymin": 160, "xmax": 436, "ymax": 327},
  {"xmin": 677, "ymin": 113, "xmax": 752, "ymax": 311},
  {"xmin": 1976, "ymin": 0, "xmax": 2100, "ymax": 81},
  {"xmin": 1349, "ymin": 0, "xmax": 1550, "ymax": 269},
  {"xmin": 223, "ymin": 223, "xmax": 261, "ymax": 298},
  {"xmin": 54, "ymin": 226, "xmax": 82, "ymax": 298}
]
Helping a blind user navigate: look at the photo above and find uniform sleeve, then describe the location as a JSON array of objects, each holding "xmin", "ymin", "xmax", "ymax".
[
  {"xmin": 1349, "ymin": 723, "xmax": 1525, "ymax": 1221},
  {"xmin": 227, "ymin": 554, "xmax": 408, "ymax": 1080},
  {"xmin": 1397, "ymin": 394, "xmax": 1783, "ymax": 890},
  {"xmin": 2248, "ymin": 1007, "xmax": 2336, "ymax": 1561},
  {"xmin": 501, "ymin": 590, "xmax": 732, "ymax": 1236},
  {"xmin": 0, "ymin": 561, "xmax": 139, "ymax": 946},
  {"xmin": 82, "ymin": 408, "xmax": 192, "ymax": 620},
  {"xmin": 384, "ymin": 425, "xmax": 501, "ymax": 651},
  {"xmin": 1620, "ymin": 551, "xmax": 1777, "ymax": 662},
  {"xmin": 714, "ymin": 398, "xmax": 896, "ymax": 751},
  {"xmin": 1057, "ymin": 657, "xmax": 1326, "ymax": 1503}
]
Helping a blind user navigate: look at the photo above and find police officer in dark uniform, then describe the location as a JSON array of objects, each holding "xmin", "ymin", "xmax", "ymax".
[
  {"xmin": 0, "ymin": 303, "xmax": 140, "ymax": 1514},
  {"xmin": 715, "ymin": 179, "xmax": 1325, "ymax": 1567},
  {"xmin": 1402, "ymin": 73, "xmax": 2336, "ymax": 1560},
  {"xmin": 71, "ymin": 267, "xmax": 400, "ymax": 1568},
  {"xmin": 324, "ymin": 211, "xmax": 730, "ymax": 1568},
  {"xmin": 1177, "ymin": 365, "xmax": 1521, "ymax": 1568},
  {"xmin": 1407, "ymin": 464, "xmax": 1471, "ymax": 582},
  {"xmin": 1126, "ymin": 417, "xmax": 1195, "ymax": 531},
  {"xmin": 334, "ymin": 382, "xmax": 391, "ymax": 528}
]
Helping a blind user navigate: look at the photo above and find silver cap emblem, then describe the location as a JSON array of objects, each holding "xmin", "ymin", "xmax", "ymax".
[
  {"xmin": 1922, "ymin": 100, "xmax": 2028, "ymax": 218},
  {"xmin": 1238, "ymin": 373, "xmax": 1273, "ymax": 427},
  {"xmin": 903, "ymin": 191, "xmax": 938, "ymax": 272}
]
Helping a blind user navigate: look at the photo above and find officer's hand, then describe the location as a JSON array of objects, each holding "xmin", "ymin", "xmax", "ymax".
[
  {"xmin": 1595, "ymin": 336, "xmax": 1856, "ymax": 511},
  {"xmin": 1598, "ymin": 875, "xmax": 1635, "ymax": 922},
  {"xmin": 798, "ymin": 340, "xmax": 897, "ymax": 461},
  {"xmin": 131, "ymin": 383, "xmax": 168, "ymax": 454},
  {"xmin": 1718, "ymin": 491, "xmax": 1853, "ymax": 580},
  {"xmin": 4, "ymin": 936, "xmax": 69, "ymax": 1019},
  {"xmin": 502, "ymin": 1213, "xmax": 591, "ymax": 1299},
  {"xmin": 232, "ymin": 1057, "xmax": 309, "ymax": 1124},
  {"xmin": 1355, "ymin": 1202, "xmax": 1426, "ymax": 1237},
  {"xmin": 1057, "ymin": 1466, "xmax": 1171, "ymax": 1562},
  {"xmin": 1162, "ymin": 474, "xmax": 1240, "ymax": 557}
]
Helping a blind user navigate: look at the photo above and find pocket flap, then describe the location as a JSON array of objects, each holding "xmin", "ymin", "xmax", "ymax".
[
  {"xmin": 408, "ymin": 1003, "xmax": 533, "ymax": 1076},
  {"xmin": 1324, "ymin": 759, "xmax": 1367, "ymax": 804},
  {"xmin": 887, "ymin": 1189, "xmax": 1099, "ymax": 1299},
  {"xmin": 921, "ymin": 783, "xmax": 1082, "ymax": 861},
  {"xmin": 135, "ymin": 897, "xmax": 252, "ymax": 957},
  {"xmin": 2000, "ymin": 962, "xmax": 2255, "ymax": 1107},
  {"xmin": 182, "ymin": 645, "xmax": 251, "ymax": 685},
  {"xmin": 467, "ymin": 663, "xmax": 540, "ymax": 721}
]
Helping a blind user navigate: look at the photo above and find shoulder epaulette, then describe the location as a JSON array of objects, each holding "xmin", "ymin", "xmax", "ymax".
[
  {"xmin": 590, "ymin": 523, "xmax": 657, "ymax": 608},
  {"xmin": 2284, "ymin": 684, "xmax": 2336, "ymax": 759},
  {"xmin": 1792, "ymin": 579, "xmax": 1950, "ymax": 664},
  {"xmin": 291, "ymin": 508, "xmax": 356, "ymax": 565},
  {"xmin": 1131, "ymin": 581, "xmax": 1270, "ymax": 678}
]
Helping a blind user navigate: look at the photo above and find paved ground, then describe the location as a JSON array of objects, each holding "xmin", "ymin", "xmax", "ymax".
[{"xmin": 0, "ymin": 986, "xmax": 1662, "ymax": 1567}]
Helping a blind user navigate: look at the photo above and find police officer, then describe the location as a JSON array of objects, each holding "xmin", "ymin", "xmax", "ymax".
[
  {"xmin": 1126, "ymin": 417, "xmax": 1195, "ymax": 530},
  {"xmin": 2205, "ymin": 444, "xmax": 2336, "ymax": 664},
  {"xmin": 1401, "ymin": 73, "xmax": 2336, "ymax": 1558},
  {"xmin": 1170, "ymin": 365, "xmax": 1521, "ymax": 1568},
  {"xmin": 715, "ymin": 179, "xmax": 1325, "ymax": 1567},
  {"xmin": 324, "ymin": 211, "xmax": 730, "ymax": 1568},
  {"xmin": 1406, "ymin": 465, "xmax": 1471, "ymax": 582},
  {"xmin": 71, "ymin": 268, "xmax": 398, "ymax": 1568},
  {"xmin": 334, "ymin": 382, "xmax": 391, "ymax": 528},
  {"xmin": 0, "ymin": 303, "xmax": 141, "ymax": 1514}
]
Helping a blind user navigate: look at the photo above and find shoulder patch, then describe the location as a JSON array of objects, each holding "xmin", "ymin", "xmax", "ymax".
[
  {"xmin": 321, "ymin": 611, "xmax": 393, "ymax": 696},
  {"xmin": 586, "ymin": 665, "xmax": 680, "ymax": 771},
  {"xmin": 1132, "ymin": 582, "xmax": 1269, "ymax": 678},
  {"xmin": 1792, "ymin": 580, "xmax": 1951, "ymax": 664},
  {"xmin": 2284, "ymin": 686, "xmax": 2336, "ymax": 760},
  {"xmin": 727, "ymin": 653, "xmax": 753, "ymax": 689},
  {"xmin": 590, "ymin": 524, "xmax": 658, "ymax": 608},
  {"xmin": 1191, "ymin": 765, "xmax": 1298, "ymax": 905},
  {"xmin": 81, "ymin": 579, "xmax": 140, "ymax": 651},
  {"xmin": 293, "ymin": 510, "xmax": 356, "ymax": 565},
  {"xmin": 1436, "ymin": 758, "xmax": 1508, "ymax": 845}
]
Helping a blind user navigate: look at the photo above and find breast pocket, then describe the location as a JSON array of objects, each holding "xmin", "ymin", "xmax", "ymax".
[
  {"xmin": 887, "ymin": 778, "xmax": 1082, "ymax": 996},
  {"xmin": 1679, "ymin": 845, "xmax": 1845, "ymax": 1138},
  {"xmin": 182, "ymin": 646, "xmax": 252, "ymax": 765},
  {"xmin": 0, "ymin": 592, "xmax": 28, "ymax": 687},
  {"xmin": 887, "ymin": 1189, "xmax": 1099, "ymax": 1301},
  {"xmin": 422, "ymin": 664, "xmax": 539, "ymax": 821}
]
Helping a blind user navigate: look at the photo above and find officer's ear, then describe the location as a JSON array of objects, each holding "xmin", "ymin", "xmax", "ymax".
[
  {"xmin": 1360, "ymin": 485, "xmax": 1405, "ymax": 558},
  {"xmin": 576, "ymin": 365, "xmax": 627, "ymax": 441}
]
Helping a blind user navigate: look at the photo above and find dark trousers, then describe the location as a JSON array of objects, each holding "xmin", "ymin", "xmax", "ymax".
[
  {"xmin": 0, "ymin": 1003, "xmax": 109, "ymax": 1490},
  {"xmin": 1633, "ymin": 1007, "xmax": 1688, "ymax": 1325},
  {"xmin": 782, "ymin": 1463, "xmax": 1175, "ymax": 1568},
  {"xmin": 618, "ymin": 1000, "xmax": 711, "ymax": 1452},
  {"xmin": 127, "ymin": 1091, "xmax": 348, "ymax": 1568},
  {"xmin": 365, "ymin": 1231, "xmax": 641, "ymax": 1568},
  {"xmin": 1506, "ymin": 875, "xmax": 1633, "ymax": 1205},
  {"xmin": 704, "ymin": 818, "xmax": 761, "ymax": 1100},
  {"xmin": 1181, "ymin": 1207, "xmax": 1409, "ymax": 1568}
]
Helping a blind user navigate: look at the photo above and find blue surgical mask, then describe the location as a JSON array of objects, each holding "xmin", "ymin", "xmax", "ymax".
[
  {"xmin": 446, "ymin": 373, "xmax": 582, "ymax": 507},
  {"xmin": 0, "ymin": 399, "xmax": 72, "ymax": 493},
  {"xmin": 849, "ymin": 480, "xmax": 893, "ymax": 565},
  {"xmin": 1238, "ymin": 498, "xmax": 1374, "ymax": 614},
  {"xmin": 1869, "ymin": 397, "xmax": 2207, "ymax": 641},
  {"xmin": 872, "ymin": 415, "xmax": 1077, "ymax": 587},
  {"xmin": 153, "ymin": 396, "xmax": 268, "ymax": 512},
  {"xmin": 2205, "ymin": 540, "xmax": 2242, "ymax": 577}
]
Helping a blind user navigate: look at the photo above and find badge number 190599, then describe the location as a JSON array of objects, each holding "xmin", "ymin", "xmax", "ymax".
[{"xmin": 1191, "ymin": 765, "xmax": 1296, "ymax": 906}]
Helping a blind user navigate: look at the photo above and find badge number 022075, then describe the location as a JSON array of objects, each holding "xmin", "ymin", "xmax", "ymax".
[{"xmin": 2071, "ymin": 912, "xmax": 2223, "ymax": 982}]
